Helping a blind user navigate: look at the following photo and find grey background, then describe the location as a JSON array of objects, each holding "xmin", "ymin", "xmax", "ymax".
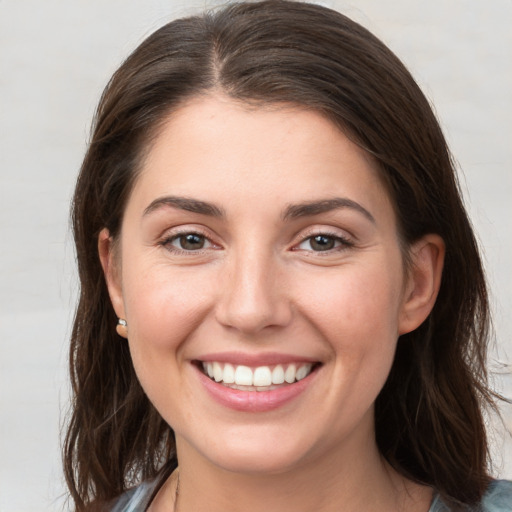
[{"xmin": 0, "ymin": 1, "xmax": 510, "ymax": 510}]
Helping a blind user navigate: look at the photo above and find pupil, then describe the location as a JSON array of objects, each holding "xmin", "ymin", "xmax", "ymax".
[
  {"xmin": 181, "ymin": 234, "xmax": 204, "ymax": 250},
  {"xmin": 311, "ymin": 235, "xmax": 334, "ymax": 251}
]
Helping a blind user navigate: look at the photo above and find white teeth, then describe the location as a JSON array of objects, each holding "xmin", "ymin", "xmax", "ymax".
[
  {"xmin": 284, "ymin": 364, "xmax": 296, "ymax": 384},
  {"xmin": 296, "ymin": 364, "xmax": 312, "ymax": 381},
  {"xmin": 253, "ymin": 366, "xmax": 272, "ymax": 387},
  {"xmin": 223, "ymin": 363, "xmax": 235, "ymax": 384},
  {"xmin": 213, "ymin": 362, "xmax": 223, "ymax": 382},
  {"xmin": 234, "ymin": 365, "xmax": 253, "ymax": 386},
  {"xmin": 271, "ymin": 365, "xmax": 285, "ymax": 384},
  {"xmin": 202, "ymin": 361, "xmax": 315, "ymax": 387}
]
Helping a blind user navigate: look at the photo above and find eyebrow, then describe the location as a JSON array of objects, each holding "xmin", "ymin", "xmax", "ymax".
[
  {"xmin": 283, "ymin": 198, "xmax": 375, "ymax": 223},
  {"xmin": 143, "ymin": 195, "xmax": 375, "ymax": 224},
  {"xmin": 143, "ymin": 196, "xmax": 225, "ymax": 218}
]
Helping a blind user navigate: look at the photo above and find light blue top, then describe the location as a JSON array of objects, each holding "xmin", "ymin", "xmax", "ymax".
[
  {"xmin": 111, "ymin": 479, "xmax": 512, "ymax": 511},
  {"xmin": 110, "ymin": 480, "xmax": 156, "ymax": 512},
  {"xmin": 429, "ymin": 480, "xmax": 512, "ymax": 511}
]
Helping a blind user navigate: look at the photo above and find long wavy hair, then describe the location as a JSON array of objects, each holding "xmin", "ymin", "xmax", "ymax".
[{"xmin": 65, "ymin": 1, "xmax": 495, "ymax": 510}]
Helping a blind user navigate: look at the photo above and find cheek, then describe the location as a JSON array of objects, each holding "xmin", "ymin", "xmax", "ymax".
[
  {"xmin": 279, "ymin": 258, "xmax": 406, "ymax": 438},
  {"xmin": 119, "ymin": 263, "xmax": 218, "ymax": 425},
  {"xmin": 297, "ymin": 258, "xmax": 403, "ymax": 398},
  {"xmin": 297, "ymin": 259, "xmax": 404, "ymax": 344},
  {"xmin": 121, "ymin": 261, "xmax": 215, "ymax": 359}
]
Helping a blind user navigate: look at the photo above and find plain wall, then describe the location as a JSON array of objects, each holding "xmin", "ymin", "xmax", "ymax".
[{"xmin": 0, "ymin": 1, "xmax": 510, "ymax": 510}]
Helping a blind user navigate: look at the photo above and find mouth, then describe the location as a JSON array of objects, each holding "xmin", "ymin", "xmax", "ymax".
[{"xmin": 196, "ymin": 361, "xmax": 320, "ymax": 392}]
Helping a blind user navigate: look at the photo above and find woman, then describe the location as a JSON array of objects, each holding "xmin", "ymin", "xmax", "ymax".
[{"xmin": 64, "ymin": 1, "xmax": 512, "ymax": 511}]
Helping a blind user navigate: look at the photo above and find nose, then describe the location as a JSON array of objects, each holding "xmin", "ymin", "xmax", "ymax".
[{"xmin": 215, "ymin": 247, "xmax": 293, "ymax": 335}]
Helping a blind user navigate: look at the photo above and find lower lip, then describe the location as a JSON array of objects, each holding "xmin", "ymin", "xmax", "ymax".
[{"xmin": 195, "ymin": 365, "xmax": 318, "ymax": 412}]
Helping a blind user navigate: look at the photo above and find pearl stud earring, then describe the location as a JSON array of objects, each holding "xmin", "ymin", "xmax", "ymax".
[{"xmin": 116, "ymin": 318, "xmax": 128, "ymax": 338}]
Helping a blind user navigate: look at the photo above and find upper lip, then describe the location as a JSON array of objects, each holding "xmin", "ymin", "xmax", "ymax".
[{"xmin": 194, "ymin": 351, "xmax": 320, "ymax": 367}]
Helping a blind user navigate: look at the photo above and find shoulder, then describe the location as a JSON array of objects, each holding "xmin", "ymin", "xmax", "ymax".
[
  {"xmin": 109, "ymin": 479, "xmax": 159, "ymax": 512},
  {"xmin": 481, "ymin": 480, "xmax": 512, "ymax": 511},
  {"xmin": 430, "ymin": 480, "xmax": 512, "ymax": 512},
  {"xmin": 108, "ymin": 462, "xmax": 177, "ymax": 512}
]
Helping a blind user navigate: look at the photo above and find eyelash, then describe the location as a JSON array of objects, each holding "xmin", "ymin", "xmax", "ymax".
[
  {"xmin": 295, "ymin": 231, "xmax": 354, "ymax": 254},
  {"xmin": 159, "ymin": 229, "xmax": 215, "ymax": 255},
  {"xmin": 159, "ymin": 228, "xmax": 354, "ymax": 255}
]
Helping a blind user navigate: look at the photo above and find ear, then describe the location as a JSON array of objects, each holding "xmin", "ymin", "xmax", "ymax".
[
  {"xmin": 98, "ymin": 228, "xmax": 127, "ymax": 329},
  {"xmin": 398, "ymin": 234, "xmax": 445, "ymax": 335}
]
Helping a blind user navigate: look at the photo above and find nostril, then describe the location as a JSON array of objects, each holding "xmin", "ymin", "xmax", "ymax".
[
  {"xmin": 215, "ymin": 296, "xmax": 293, "ymax": 334},
  {"xmin": 214, "ymin": 263, "xmax": 292, "ymax": 334}
]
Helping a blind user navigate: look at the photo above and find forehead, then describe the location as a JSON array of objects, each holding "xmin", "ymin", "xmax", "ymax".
[{"xmin": 128, "ymin": 94, "xmax": 394, "ymax": 224}]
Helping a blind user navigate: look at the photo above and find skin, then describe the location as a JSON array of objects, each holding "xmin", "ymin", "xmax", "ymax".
[{"xmin": 99, "ymin": 95, "xmax": 444, "ymax": 512}]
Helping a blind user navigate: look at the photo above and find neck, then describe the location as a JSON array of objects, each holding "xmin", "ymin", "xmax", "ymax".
[{"xmin": 152, "ymin": 435, "xmax": 432, "ymax": 512}]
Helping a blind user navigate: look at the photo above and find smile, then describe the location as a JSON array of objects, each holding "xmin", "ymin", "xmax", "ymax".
[
  {"xmin": 194, "ymin": 357, "xmax": 321, "ymax": 412},
  {"xmin": 201, "ymin": 361, "xmax": 315, "ymax": 391}
]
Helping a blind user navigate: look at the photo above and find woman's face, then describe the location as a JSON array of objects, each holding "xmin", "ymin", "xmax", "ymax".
[{"xmin": 102, "ymin": 95, "xmax": 436, "ymax": 474}]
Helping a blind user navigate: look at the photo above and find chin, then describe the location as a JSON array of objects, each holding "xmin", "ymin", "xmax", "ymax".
[
  {"xmin": 184, "ymin": 426, "xmax": 314, "ymax": 475},
  {"xmin": 209, "ymin": 448, "xmax": 307, "ymax": 475}
]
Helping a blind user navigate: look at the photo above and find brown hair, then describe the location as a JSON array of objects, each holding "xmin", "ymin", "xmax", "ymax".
[{"xmin": 65, "ymin": 1, "xmax": 495, "ymax": 510}]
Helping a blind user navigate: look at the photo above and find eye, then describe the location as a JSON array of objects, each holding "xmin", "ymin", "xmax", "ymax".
[
  {"xmin": 297, "ymin": 233, "xmax": 351, "ymax": 252},
  {"xmin": 164, "ymin": 232, "xmax": 213, "ymax": 252}
]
